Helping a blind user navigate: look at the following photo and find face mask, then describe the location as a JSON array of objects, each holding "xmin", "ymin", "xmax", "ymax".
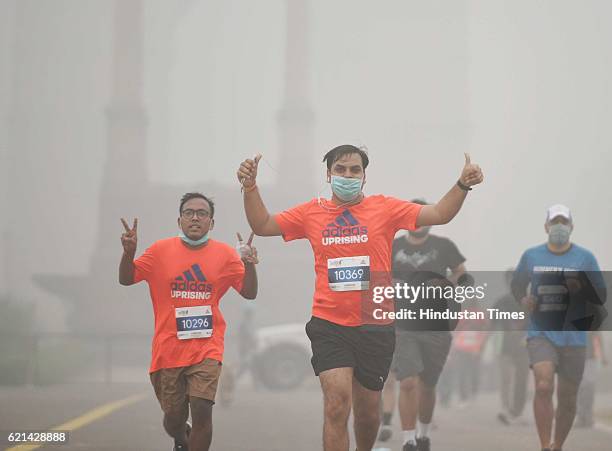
[
  {"xmin": 548, "ymin": 223, "xmax": 571, "ymax": 246},
  {"xmin": 331, "ymin": 175, "xmax": 363, "ymax": 202},
  {"xmin": 409, "ymin": 227, "xmax": 431, "ymax": 239},
  {"xmin": 179, "ymin": 230, "xmax": 209, "ymax": 246}
]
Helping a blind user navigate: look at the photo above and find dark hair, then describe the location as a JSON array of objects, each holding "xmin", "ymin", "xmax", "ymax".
[
  {"xmin": 411, "ymin": 198, "xmax": 429, "ymax": 206},
  {"xmin": 179, "ymin": 192, "xmax": 215, "ymax": 218},
  {"xmin": 322, "ymin": 145, "xmax": 369, "ymax": 170}
]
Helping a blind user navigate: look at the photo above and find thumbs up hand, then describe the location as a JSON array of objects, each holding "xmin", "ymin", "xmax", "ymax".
[{"xmin": 459, "ymin": 153, "xmax": 484, "ymax": 188}]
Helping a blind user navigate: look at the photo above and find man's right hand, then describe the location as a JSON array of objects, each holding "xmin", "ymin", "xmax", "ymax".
[
  {"xmin": 120, "ymin": 218, "xmax": 138, "ymax": 256},
  {"xmin": 237, "ymin": 154, "xmax": 262, "ymax": 189},
  {"xmin": 520, "ymin": 295, "xmax": 536, "ymax": 312}
]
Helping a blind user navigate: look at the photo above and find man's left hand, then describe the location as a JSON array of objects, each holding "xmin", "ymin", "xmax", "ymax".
[
  {"xmin": 237, "ymin": 232, "xmax": 259, "ymax": 265},
  {"xmin": 460, "ymin": 153, "xmax": 484, "ymax": 187}
]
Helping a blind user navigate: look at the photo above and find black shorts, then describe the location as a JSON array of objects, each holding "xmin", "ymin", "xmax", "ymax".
[
  {"xmin": 305, "ymin": 316, "xmax": 395, "ymax": 391},
  {"xmin": 390, "ymin": 330, "xmax": 452, "ymax": 386}
]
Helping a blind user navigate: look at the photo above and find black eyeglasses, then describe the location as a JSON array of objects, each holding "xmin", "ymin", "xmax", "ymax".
[{"xmin": 181, "ymin": 209, "xmax": 211, "ymax": 219}]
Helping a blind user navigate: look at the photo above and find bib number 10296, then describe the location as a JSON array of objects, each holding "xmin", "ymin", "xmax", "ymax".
[
  {"xmin": 175, "ymin": 305, "xmax": 213, "ymax": 339},
  {"xmin": 180, "ymin": 316, "xmax": 210, "ymax": 330}
]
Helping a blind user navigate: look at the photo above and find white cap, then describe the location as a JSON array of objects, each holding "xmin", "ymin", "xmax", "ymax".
[{"xmin": 546, "ymin": 204, "xmax": 572, "ymax": 223}]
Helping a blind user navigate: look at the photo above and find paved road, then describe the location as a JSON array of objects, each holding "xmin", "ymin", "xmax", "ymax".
[{"xmin": 1, "ymin": 381, "xmax": 610, "ymax": 451}]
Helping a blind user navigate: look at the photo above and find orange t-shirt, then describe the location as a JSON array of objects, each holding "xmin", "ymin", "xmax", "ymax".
[
  {"xmin": 274, "ymin": 195, "xmax": 422, "ymax": 327},
  {"xmin": 133, "ymin": 237, "xmax": 245, "ymax": 373}
]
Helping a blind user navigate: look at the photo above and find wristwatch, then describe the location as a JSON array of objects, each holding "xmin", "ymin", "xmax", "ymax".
[{"xmin": 456, "ymin": 179, "xmax": 472, "ymax": 191}]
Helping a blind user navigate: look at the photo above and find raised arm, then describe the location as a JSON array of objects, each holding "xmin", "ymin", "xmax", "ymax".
[
  {"xmin": 416, "ymin": 153, "xmax": 484, "ymax": 227},
  {"xmin": 237, "ymin": 154, "xmax": 282, "ymax": 236},
  {"xmin": 119, "ymin": 217, "xmax": 138, "ymax": 286}
]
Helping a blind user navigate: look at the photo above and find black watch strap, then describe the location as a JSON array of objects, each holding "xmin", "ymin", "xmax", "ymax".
[{"xmin": 457, "ymin": 179, "xmax": 472, "ymax": 191}]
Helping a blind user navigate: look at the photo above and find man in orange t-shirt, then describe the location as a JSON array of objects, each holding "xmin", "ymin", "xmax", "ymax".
[
  {"xmin": 237, "ymin": 145, "xmax": 483, "ymax": 451},
  {"xmin": 119, "ymin": 192, "xmax": 259, "ymax": 451}
]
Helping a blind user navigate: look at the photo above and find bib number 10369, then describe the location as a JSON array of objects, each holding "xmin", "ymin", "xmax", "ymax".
[
  {"xmin": 327, "ymin": 256, "xmax": 370, "ymax": 291},
  {"xmin": 175, "ymin": 305, "xmax": 213, "ymax": 339}
]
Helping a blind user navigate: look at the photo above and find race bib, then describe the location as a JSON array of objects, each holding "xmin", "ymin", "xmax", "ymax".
[
  {"xmin": 536, "ymin": 284, "xmax": 569, "ymax": 312},
  {"xmin": 327, "ymin": 256, "xmax": 370, "ymax": 291},
  {"xmin": 175, "ymin": 305, "xmax": 213, "ymax": 340}
]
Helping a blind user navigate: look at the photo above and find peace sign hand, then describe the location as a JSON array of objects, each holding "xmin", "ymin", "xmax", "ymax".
[
  {"xmin": 236, "ymin": 232, "xmax": 259, "ymax": 265},
  {"xmin": 459, "ymin": 153, "xmax": 484, "ymax": 188},
  {"xmin": 120, "ymin": 218, "xmax": 138, "ymax": 257}
]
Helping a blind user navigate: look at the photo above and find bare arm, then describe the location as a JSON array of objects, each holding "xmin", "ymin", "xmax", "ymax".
[
  {"xmin": 237, "ymin": 155, "xmax": 282, "ymax": 236},
  {"xmin": 243, "ymin": 187, "xmax": 282, "ymax": 236},
  {"xmin": 240, "ymin": 262, "xmax": 258, "ymax": 299},
  {"xmin": 417, "ymin": 185, "xmax": 468, "ymax": 227},
  {"xmin": 416, "ymin": 153, "xmax": 484, "ymax": 227},
  {"xmin": 119, "ymin": 251, "xmax": 135, "ymax": 286},
  {"xmin": 511, "ymin": 268, "xmax": 536, "ymax": 312}
]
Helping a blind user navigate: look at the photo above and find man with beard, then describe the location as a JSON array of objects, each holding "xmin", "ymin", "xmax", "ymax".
[
  {"xmin": 119, "ymin": 192, "xmax": 259, "ymax": 451},
  {"xmin": 237, "ymin": 146, "xmax": 483, "ymax": 451},
  {"xmin": 378, "ymin": 199, "xmax": 467, "ymax": 451}
]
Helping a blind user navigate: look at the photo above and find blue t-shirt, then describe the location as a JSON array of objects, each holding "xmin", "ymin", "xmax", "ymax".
[{"xmin": 514, "ymin": 243, "xmax": 603, "ymax": 347}]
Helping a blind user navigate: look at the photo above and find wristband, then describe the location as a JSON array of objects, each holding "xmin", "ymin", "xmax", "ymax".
[
  {"xmin": 456, "ymin": 180, "xmax": 472, "ymax": 192},
  {"xmin": 242, "ymin": 184, "xmax": 258, "ymax": 194}
]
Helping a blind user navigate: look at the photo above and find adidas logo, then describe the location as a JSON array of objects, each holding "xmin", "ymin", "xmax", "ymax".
[
  {"xmin": 322, "ymin": 209, "xmax": 368, "ymax": 246},
  {"xmin": 327, "ymin": 209, "xmax": 359, "ymax": 228},
  {"xmin": 170, "ymin": 264, "xmax": 213, "ymax": 299},
  {"xmin": 177, "ymin": 264, "xmax": 207, "ymax": 283}
]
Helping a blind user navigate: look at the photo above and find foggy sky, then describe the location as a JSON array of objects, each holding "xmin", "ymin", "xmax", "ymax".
[{"xmin": 1, "ymin": 0, "xmax": 611, "ymax": 331}]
